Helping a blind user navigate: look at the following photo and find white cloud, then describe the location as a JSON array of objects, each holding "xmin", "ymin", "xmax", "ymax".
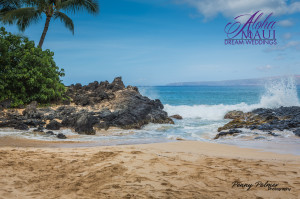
[
  {"xmin": 257, "ymin": 64, "xmax": 273, "ymax": 71},
  {"xmin": 278, "ymin": 19, "xmax": 294, "ymax": 27},
  {"xmin": 177, "ymin": 0, "xmax": 300, "ymax": 20}
]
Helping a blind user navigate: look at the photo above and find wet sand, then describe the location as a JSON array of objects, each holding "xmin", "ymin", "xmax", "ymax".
[{"xmin": 0, "ymin": 138, "xmax": 299, "ymax": 198}]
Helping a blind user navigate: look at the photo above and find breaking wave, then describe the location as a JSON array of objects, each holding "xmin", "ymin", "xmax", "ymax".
[{"xmin": 164, "ymin": 76, "xmax": 300, "ymax": 120}]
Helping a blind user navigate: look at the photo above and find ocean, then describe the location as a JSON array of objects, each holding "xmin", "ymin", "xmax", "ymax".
[{"xmin": 1, "ymin": 77, "xmax": 300, "ymax": 154}]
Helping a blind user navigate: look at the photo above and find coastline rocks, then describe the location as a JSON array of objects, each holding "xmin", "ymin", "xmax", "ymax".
[
  {"xmin": 14, "ymin": 122, "xmax": 29, "ymax": 131},
  {"xmin": 108, "ymin": 77, "xmax": 125, "ymax": 91},
  {"xmin": 75, "ymin": 113, "xmax": 98, "ymax": 135},
  {"xmin": 57, "ymin": 133, "xmax": 67, "ymax": 139},
  {"xmin": 215, "ymin": 106, "xmax": 300, "ymax": 139},
  {"xmin": 170, "ymin": 114, "xmax": 183, "ymax": 120},
  {"xmin": 46, "ymin": 120, "xmax": 61, "ymax": 130},
  {"xmin": 224, "ymin": 111, "xmax": 249, "ymax": 119},
  {"xmin": 293, "ymin": 129, "xmax": 300, "ymax": 137},
  {"xmin": 22, "ymin": 101, "xmax": 42, "ymax": 119},
  {"xmin": 0, "ymin": 99, "xmax": 12, "ymax": 110},
  {"xmin": 46, "ymin": 131, "xmax": 55, "ymax": 135},
  {"xmin": 214, "ymin": 129, "xmax": 242, "ymax": 139},
  {"xmin": 33, "ymin": 125, "xmax": 44, "ymax": 132},
  {"xmin": 0, "ymin": 77, "xmax": 174, "ymax": 136}
]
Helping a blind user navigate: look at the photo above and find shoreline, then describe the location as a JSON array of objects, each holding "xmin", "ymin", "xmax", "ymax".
[
  {"xmin": 1, "ymin": 134, "xmax": 300, "ymax": 156},
  {"xmin": 0, "ymin": 140, "xmax": 299, "ymax": 198}
]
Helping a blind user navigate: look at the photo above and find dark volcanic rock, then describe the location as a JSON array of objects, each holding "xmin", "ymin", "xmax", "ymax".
[
  {"xmin": 57, "ymin": 133, "xmax": 67, "ymax": 139},
  {"xmin": 216, "ymin": 106, "xmax": 300, "ymax": 139},
  {"xmin": 107, "ymin": 91, "xmax": 174, "ymax": 129},
  {"xmin": 0, "ymin": 99, "xmax": 12, "ymax": 109},
  {"xmin": 74, "ymin": 94, "xmax": 90, "ymax": 106},
  {"xmin": 254, "ymin": 136, "xmax": 265, "ymax": 140},
  {"xmin": 75, "ymin": 113, "xmax": 98, "ymax": 135},
  {"xmin": 74, "ymin": 83, "xmax": 82, "ymax": 90},
  {"xmin": 46, "ymin": 120, "xmax": 61, "ymax": 130},
  {"xmin": 0, "ymin": 77, "xmax": 174, "ymax": 135},
  {"xmin": 268, "ymin": 131, "xmax": 279, "ymax": 137},
  {"xmin": 214, "ymin": 129, "xmax": 242, "ymax": 139},
  {"xmin": 14, "ymin": 122, "xmax": 29, "ymax": 131},
  {"xmin": 22, "ymin": 101, "xmax": 42, "ymax": 119},
  {"xmin": 33, "ymin": 125, "xmax": 44, "ymax": 132},
  {"xmin": 56, "ymin": 106, "xmax": 76, "ymax": 117},
  {"xmin": 293, "ymin": 129, "xmax": 300, "ymax": 137},
  {"xmin": 170, "ymin": 114, "xmax": 183, "ymax": 120},
  {"xmin": 127, "ymin": 85, "xmax": 139, "ymax": 92},
  {"xmin": 46, "ymin": 131, "xmax": 55, "ymax": 135},
  {"xmin": 107, "ymin": 77, "xmax": 125, "ymax": 92},
  {"xmin": 224, "ymin": 111, "xmax": 247, "ymax": 119}
]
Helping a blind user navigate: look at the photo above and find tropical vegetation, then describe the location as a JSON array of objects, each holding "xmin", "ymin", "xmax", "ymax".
[
  {"xmin": 0, "ymin": 0, "xmax": 99, "ymax": 48},
  {"xmin": 0, "ymin": 27, "xmax": 65, "ymax": 107}
]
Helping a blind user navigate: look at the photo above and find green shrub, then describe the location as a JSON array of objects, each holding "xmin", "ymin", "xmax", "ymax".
[{"xmin": 0, "ymin": 27, "xmax": 65, "ymax": 107}]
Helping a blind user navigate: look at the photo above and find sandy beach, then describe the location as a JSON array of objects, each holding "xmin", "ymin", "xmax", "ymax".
[{"xmin": 0, "ymin": 138, "xmax": 299, "ymax": 199}]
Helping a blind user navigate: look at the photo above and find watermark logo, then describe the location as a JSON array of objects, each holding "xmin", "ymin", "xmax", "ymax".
[
  {"xmin": 224, "ymin": 11, "xmax": 277, "ymax": 46},
  {"xmin": 232, "ymin": 181, "xmax": 292, "ymax": 191}
]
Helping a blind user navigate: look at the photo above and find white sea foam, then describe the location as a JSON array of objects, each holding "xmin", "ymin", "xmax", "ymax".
[
  {"xmin": 260, "ymin": 76, "xmax": 299, "ymax": 108},
  {"xmin": 164, "ymin": 76, "xmax": 300, "ymax": 120}
]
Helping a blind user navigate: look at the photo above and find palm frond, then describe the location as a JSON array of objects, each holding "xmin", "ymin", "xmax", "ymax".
[
  {"xmin": 0, "ymin": 0, "xmax": 22, "ymax": 17},
  {"xmin": 1, "ymin": 7, "xmax": 42, "ymax": 31},
  {"xmin": 0, "ymin": 0, "xmax": 22, "ymax": 9},
  {"xmin": 59, "ymin": 0, "xmax": 99, "ymax": 15},
  {"xmin": 53, "ymin": 11, "xmax": 74, "ymax": 34},
  {"xmin": 23, "ymin": 0, "xmax": 48, "ymax": 10}
]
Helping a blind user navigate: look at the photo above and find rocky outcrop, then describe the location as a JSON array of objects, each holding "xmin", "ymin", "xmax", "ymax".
[
  {"xmin": 215, "ymin": 106, "xmax": 300, "ymax": 139},
  {"xmin": 0, "ymin": 77, "xmax": 174, "ymax": 137}
]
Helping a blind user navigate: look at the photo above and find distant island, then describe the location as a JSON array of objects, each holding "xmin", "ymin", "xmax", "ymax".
[{"xmin": 167, "ymin": 75, "xmax": 300, "ymax": 86}]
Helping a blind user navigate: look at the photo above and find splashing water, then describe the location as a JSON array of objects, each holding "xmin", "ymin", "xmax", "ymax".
[
  {"xmin": 260, "ymin": 76, "xmax": 300, "ymax": 108},
  {"xmin": 164, "ymin": 76, "xmax": 300, "ymax": 120}
]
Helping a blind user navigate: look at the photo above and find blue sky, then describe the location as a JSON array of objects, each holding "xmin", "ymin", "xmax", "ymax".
[{"xmin": 2, "ymin": 0, "xmax": 300, "ymax": 86}]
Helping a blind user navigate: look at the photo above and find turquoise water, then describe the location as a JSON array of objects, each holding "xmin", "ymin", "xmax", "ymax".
[
  {"xmin": 141, "ymin": 85, "xmax": 300, "ymax": 106},
  {"xmin": 141, "ymin": 86, "xmax": 266, "ymax": 106}
]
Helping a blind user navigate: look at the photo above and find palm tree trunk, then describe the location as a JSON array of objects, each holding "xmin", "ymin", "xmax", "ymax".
[{"xmin": 38, "ymin": 16, "xmax": 51, "ymax": 48}]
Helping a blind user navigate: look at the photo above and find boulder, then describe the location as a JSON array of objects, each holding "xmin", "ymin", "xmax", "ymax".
[
  {"xmin": 14, "ymin": 122, "xmax": 29, "ymax": 131},
  {"xmin": 268, "ymin": 132, "xmax": 279, "ymax": 137},
  {"xmin": 254, "ymin": 136, "xmax": 265, "ymax": 140},
  {"xmin": 214, "ymin": 129, "xmax": 242, "ymax": 139},
  {"xmin": 46, "ymin": 120, "xmax": 61, "ymax": 130},
  {"xmin": 57, "ymin": 133, "xmax": 67, "ymax": 139},
  {"xmin": 46, "ymin": 131, "xmax": 55, "ymax": 135},
  {"xmin": 293, "ymin": 129, "xmax": 300, "ymax": 137},
  {"xmin": 33, "ymin": 125, "xmax": 44, "ymax": 132},
  {"xmin": 74, "ymin": 94, "xmax": 90, "ymax": 106},
  {"xmin": 170, "ymin": 114, "xmax": 183, "ymax": 120},
  {"xmin": 75, "ymin": 113, "xmax": 98, "ymax": 135}
]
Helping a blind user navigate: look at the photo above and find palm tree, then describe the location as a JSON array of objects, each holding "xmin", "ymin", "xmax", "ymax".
[
  {"xmin": 0, "ymin": 0, "xmax": 21, "ymax": 15},
  {"xmin": 0, "ymin": 0, "xmax": 99, "ymax": 48}
]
